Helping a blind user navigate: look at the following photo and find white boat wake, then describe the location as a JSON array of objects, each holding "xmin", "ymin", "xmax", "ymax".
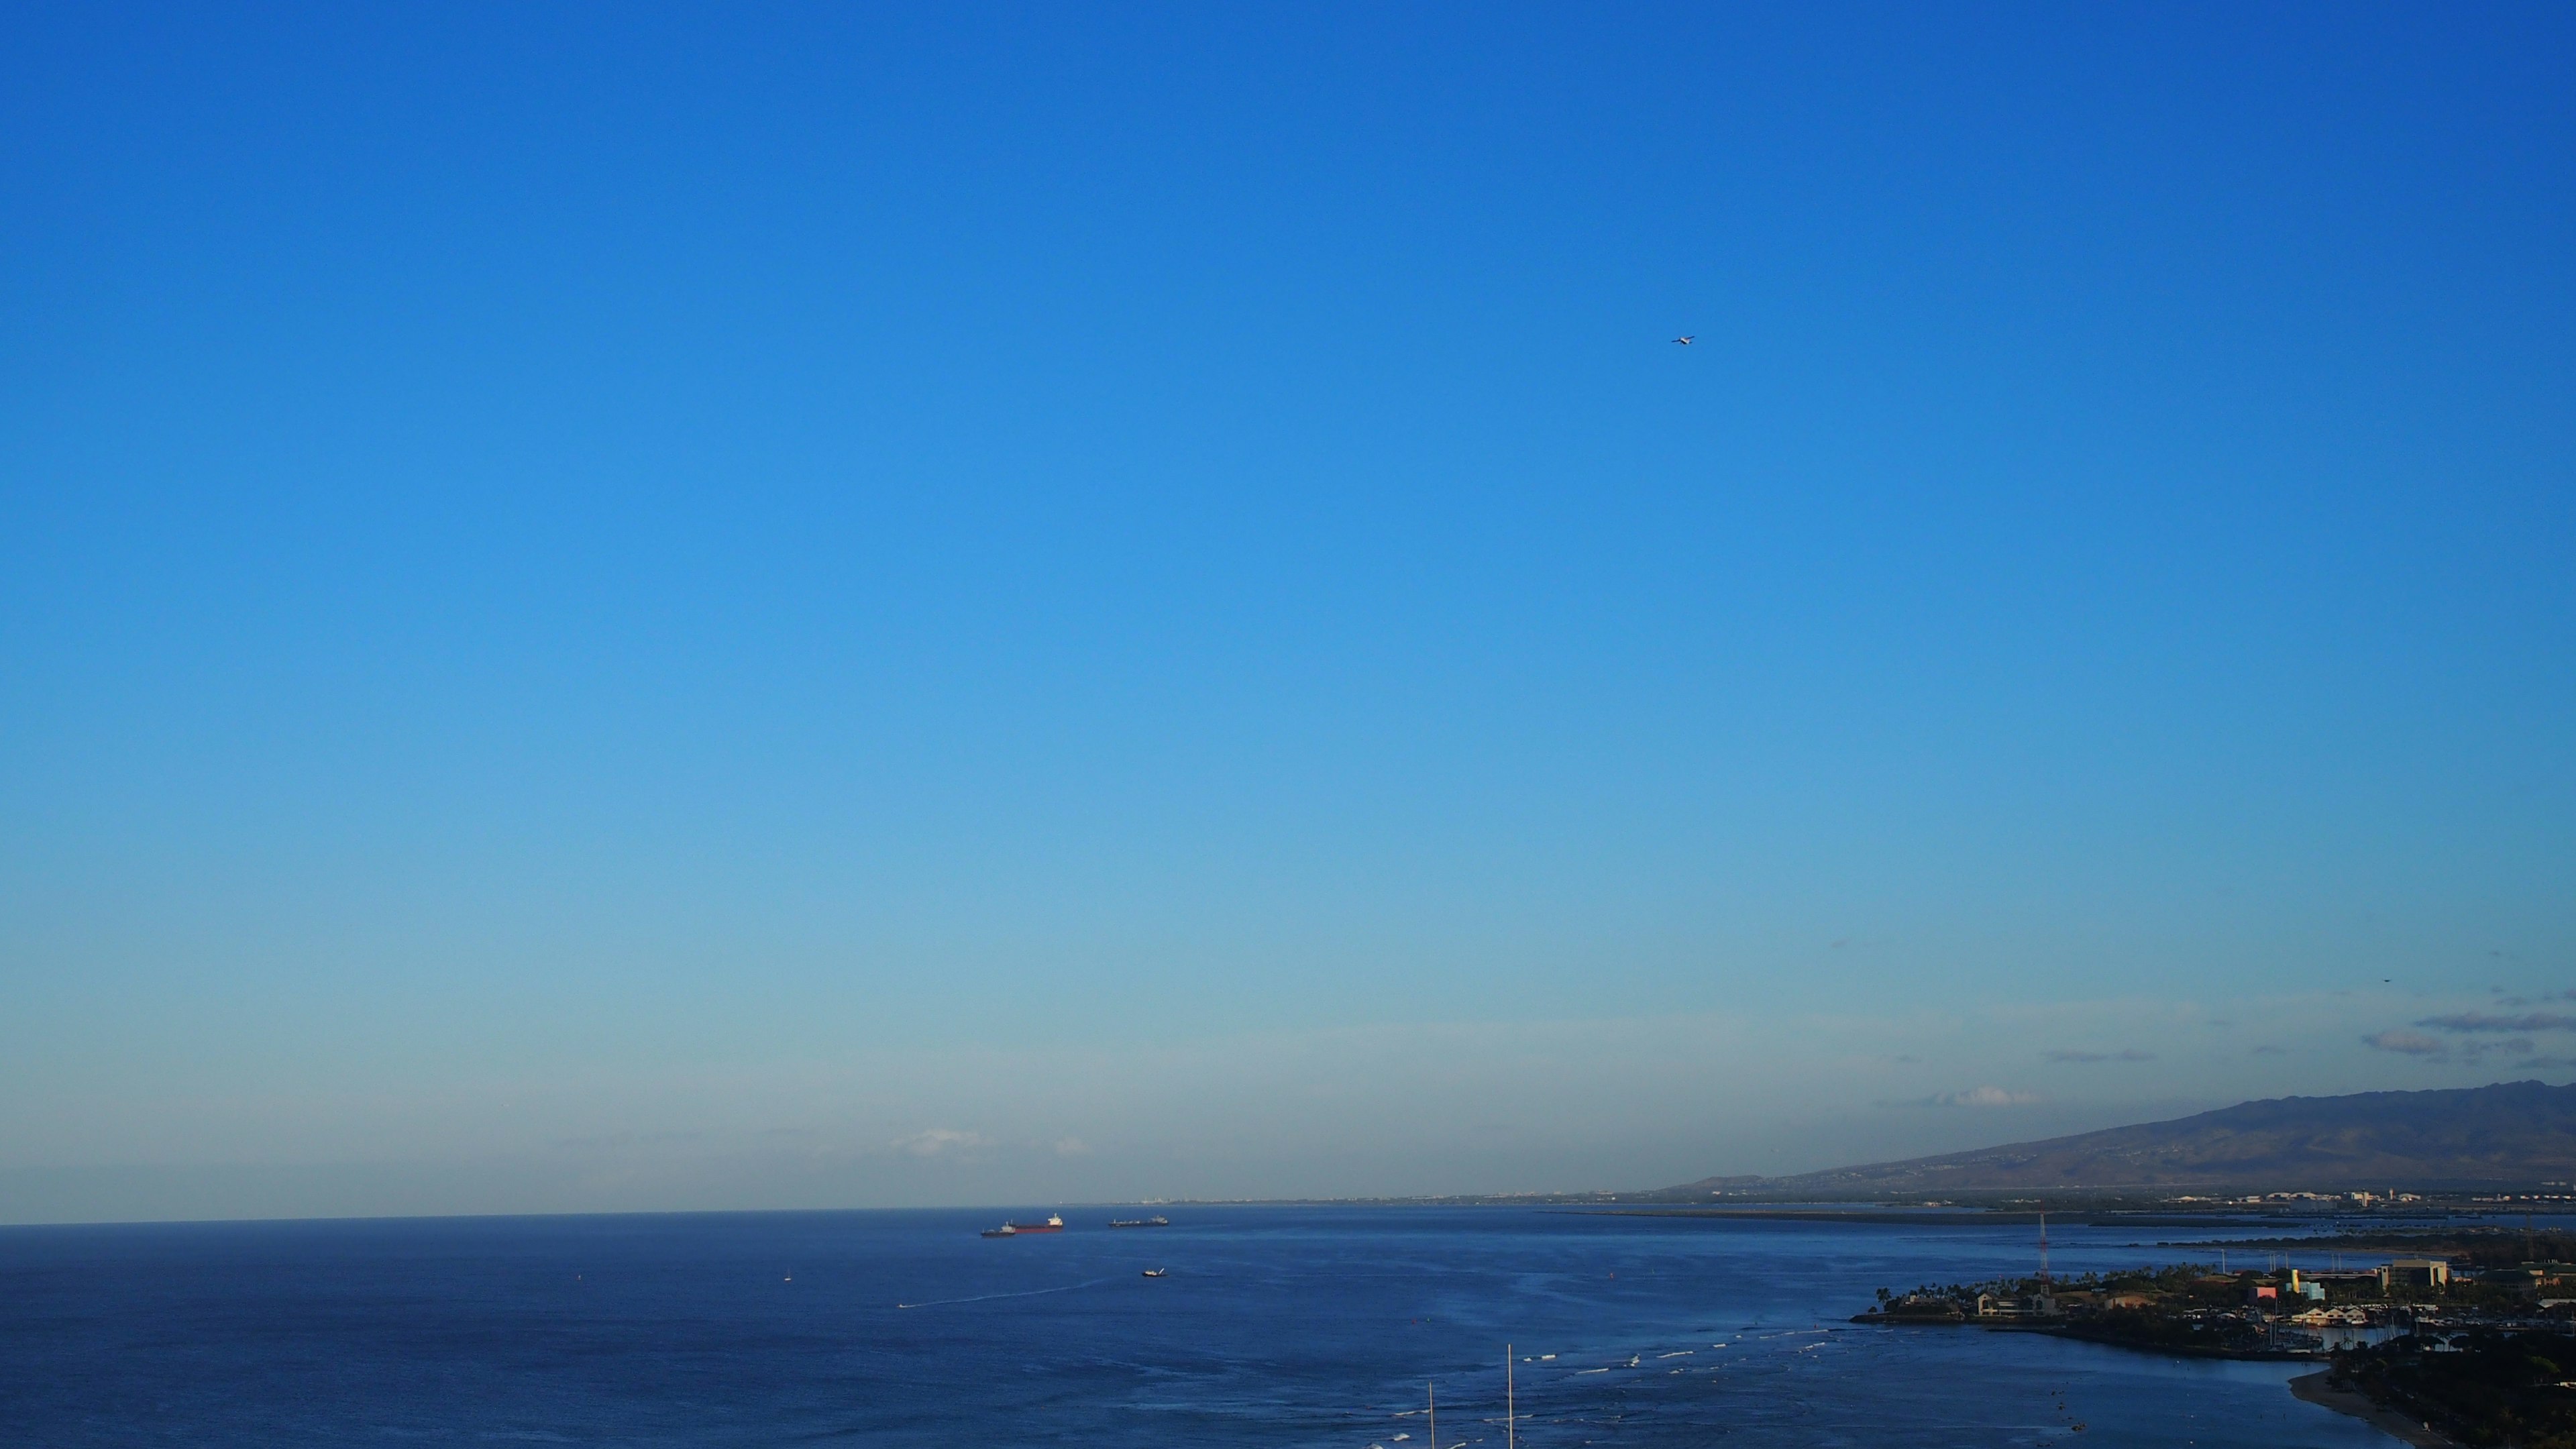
[{"xmin": 896, "ymin": 1277, "xmax": 1121, "ymax": 1309}]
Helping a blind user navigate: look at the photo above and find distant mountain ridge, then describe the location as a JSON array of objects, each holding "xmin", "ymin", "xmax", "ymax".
[{"xmin": 1672, "ymin": 1081, "xmax": 2576, "ymax": 1195}]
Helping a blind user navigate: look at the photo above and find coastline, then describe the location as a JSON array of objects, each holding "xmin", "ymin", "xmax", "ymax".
[
  {"xmin": 1865, "ymin": 1318, "xmax": 2478, "ymax": 1444},
  {"xmin": 1855, "ymin": 1316, "xmax": 2312, "ymax": 1361},
  {"xmin": 2287, "ymin": 1371, "xmax": 2455, "ymax": 1448}
]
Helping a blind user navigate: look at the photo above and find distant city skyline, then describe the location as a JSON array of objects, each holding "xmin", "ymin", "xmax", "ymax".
[{"xmin": 3, "ymin": 3, "xmax": 2572, "ymax": 1222}]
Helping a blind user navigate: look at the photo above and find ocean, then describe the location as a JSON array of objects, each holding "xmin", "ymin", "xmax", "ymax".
[{"xmin": 3, "ymin": 1205, "xmax": 2402, "ymax": 1447}]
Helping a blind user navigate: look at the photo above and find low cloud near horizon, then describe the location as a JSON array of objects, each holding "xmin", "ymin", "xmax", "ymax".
[
  {"xmin": 2368, "ymin": 1008, "xmax": 2576, "ymax": 1069},
  {"xmin": 2365, "ymin": 1029, "xmax": 2450, "ymax": 1057},
  {"xmin": 6, "ymin": 989, "xmax": 2563, "ymax": 1224},
  {"xmin": 2045, "ymin": 1049, "xmax": 2153, "ymax": 1063},
  {"xmin": 2416, "ymin": 1012, "xmax": 2576, "ymax": 1034},
  {"xmin": 894, "ymin": 1128, "xmax": 988, "ymax": 1157},
  {"xmin": 1883, "ymin": 1086, "xmax": 2042, "ymax": 1109}
]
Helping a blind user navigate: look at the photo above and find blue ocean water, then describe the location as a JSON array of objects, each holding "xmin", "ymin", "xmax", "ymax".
[{"xmin": 3, "ymin": 1205, "xmax": 2398, "ymax": 1447}]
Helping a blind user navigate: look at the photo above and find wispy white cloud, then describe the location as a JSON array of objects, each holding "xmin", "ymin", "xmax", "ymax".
[
  {"xmin": 2418, "ymin": 1012, "xmax": 2576, "ymax": 1034},
  {"xmin": 1882, "ymin": 1086, "xmax": 2040, "ymax": 1108},
  {"xmin": 2468, "ymin": 1038, "xmax": 2534, "ymax": 1060},
  {"xmin": 892, "ymin": 1128, "xmax": 987, "ymax": 1157},
  {"xmin": 2362, "ymin": 1029, "xmax": 2447, "ymax": 1058}
]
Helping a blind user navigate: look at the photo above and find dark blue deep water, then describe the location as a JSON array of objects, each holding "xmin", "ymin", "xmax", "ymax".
[{"xmin": 3, "ymin": 1206, "xmax": 2400, "ymax": 1447}]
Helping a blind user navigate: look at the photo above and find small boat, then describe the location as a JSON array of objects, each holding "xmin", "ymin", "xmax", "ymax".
[{"xmin": 1141, "ymin": 1268, "xmax": 1167, "ymax": 1278}]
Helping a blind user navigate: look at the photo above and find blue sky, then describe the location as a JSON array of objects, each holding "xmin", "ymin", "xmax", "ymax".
[{"xmin": 3, "ymin": 3, "xmax": 2573, "ymax": 1221}]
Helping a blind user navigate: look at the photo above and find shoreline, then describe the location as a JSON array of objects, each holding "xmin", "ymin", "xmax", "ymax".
[
  {"xmin": 1857, "ymin": 1316, "xmax": 2313, "ymax": 1360},
  {"xmin": 2286, "ymin": 1371, "xmax": 2455, "ymax": 1448},
  {"xmin": 1864, "ymin": 1316, "xmax": 2475, "ymax": 1444}
]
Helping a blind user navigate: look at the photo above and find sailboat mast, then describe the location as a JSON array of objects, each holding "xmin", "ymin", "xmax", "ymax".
[
  {"xmin": 1428, "ymin": 1381, "xmax": 1436, "ymax": 1449},
  {"xmin": 1505, "ymin": 1346, "xmax": 1515, "ymax": 1449}
]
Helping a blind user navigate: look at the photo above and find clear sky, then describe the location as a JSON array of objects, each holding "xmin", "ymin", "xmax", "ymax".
[{"xmin": 3, "ymin": 3, "xmax": 2573, "ymax": 1222}]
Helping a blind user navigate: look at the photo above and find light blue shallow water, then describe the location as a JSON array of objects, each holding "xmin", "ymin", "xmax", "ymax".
[{"xmin": 1, "ymin": 1205, "xmax": 2400, "ymax": 1446}]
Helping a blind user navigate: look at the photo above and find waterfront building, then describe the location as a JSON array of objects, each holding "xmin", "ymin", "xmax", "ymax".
[
  {"xmin": 2379, "ymin": 1258, "xmax": 2451, "ymax": 1291},
  {"xmin": 1973, "ymin": 1291, "xmax": 2057, "ymax": 1319}
]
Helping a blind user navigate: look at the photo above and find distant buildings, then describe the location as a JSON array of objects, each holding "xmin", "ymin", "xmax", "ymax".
[
  {"xmin": 1972, "ymin": 1291, "xmax": 2056, "ymax": 1319},
  {"xmin": 2379, "ymin": 1258, "xmax": 2451, "ymax": 1291}
]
